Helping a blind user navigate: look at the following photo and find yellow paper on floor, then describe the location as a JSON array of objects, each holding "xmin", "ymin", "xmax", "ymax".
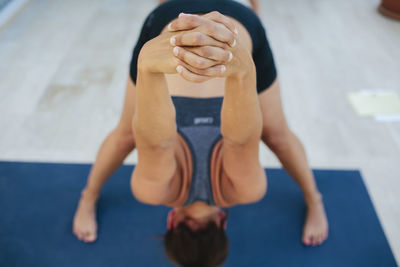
[{"xmin": 347, "ymin": 91, "xmax": 400, "ymax": 116}]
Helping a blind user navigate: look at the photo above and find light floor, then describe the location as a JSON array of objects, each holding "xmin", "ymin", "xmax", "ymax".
[{"xmin": 0, "ymin": 0, "xmax": 399, "ymax": 262}]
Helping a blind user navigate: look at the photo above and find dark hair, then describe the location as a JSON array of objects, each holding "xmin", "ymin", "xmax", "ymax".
[{"xmin": 163, "ymin": 221, "xmax": 229, "ymax": 267}]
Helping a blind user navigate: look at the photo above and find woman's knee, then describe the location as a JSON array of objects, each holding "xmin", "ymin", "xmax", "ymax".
[
  {"xmin": 262, "ymin": 126, "xmax": 292, "ymax": 153},
  {"xmin": 113, "ymin": 126, "xmax": 136, "ymax": 152}
]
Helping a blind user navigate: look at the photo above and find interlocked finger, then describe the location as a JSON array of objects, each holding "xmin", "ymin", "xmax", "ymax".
[
  {"xmin": 179, "ymin": 61, "xmax": 226, "ymax": 77},
  {"xmin": 197, "ymin": 19, "xmax": 236, "ymax": 47},
  {"xmin": 168, "ymin": 12, "xmax": 237, "ymax": 47},
  {"xmin": 169, "ymin": 13, "xmax": 236, "ymax": 47},
  {"xmin": 185, "ymin": 46, "xmax": 233, "ymax": 63},
  {"xmin": 170, "ymin": 12, "xmax": 237, "ymax": 35},
  {"xmin": 203, "ymin": 11, "xmax": 238, "ymax": 35},
  {"xmin": 168, "ymin": 13, "xmax": 203, "ymax": 32},
  {"xmin": 173, "ymin": 46, "xmax": 217, "ymax": 69},
  {"xmin": 171, "ymin": 31, "xmax": 229, "ymax": 48},
  {"xmin": 176, "ymin": 65, "xmax": 212, "ymax": 83}
]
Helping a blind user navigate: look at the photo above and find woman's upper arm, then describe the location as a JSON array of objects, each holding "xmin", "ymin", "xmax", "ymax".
[
  {"xmin": 130, "ymin": 134, "xmax": 188, "ymax": 206},
  {"xmin": 211, "ymin": 138, "xmax": 267, "ymax": 206},
  {"xmin": 130, "ymin": 137, "xmax": 179, "ymax": 204},
  {"xmin": 220, "ymin": 139, "xmax": 267, "ymax": 205}
]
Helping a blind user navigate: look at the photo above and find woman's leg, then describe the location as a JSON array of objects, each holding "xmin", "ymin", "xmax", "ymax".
[
  {"xmin": 258, "ymin": 78, "xmax": 328, "ymax": 246},
  {"xmin": 73, "ymin": 77, "xmax": 137, "ymax": 242}
]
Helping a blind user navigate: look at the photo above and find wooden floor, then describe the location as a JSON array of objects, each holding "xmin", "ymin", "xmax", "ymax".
[{"xmin": 0, "ymin": 0, "xmax": 399, "ymax": 261}]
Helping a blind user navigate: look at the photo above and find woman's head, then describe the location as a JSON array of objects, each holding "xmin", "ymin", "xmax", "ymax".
[{"xmin": 164, "ymin": 208, "xmax": 229, "ymax": 267}]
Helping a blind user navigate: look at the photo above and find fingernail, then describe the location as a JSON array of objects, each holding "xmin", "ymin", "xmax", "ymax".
[
  {"xmin": 234, "ymin": 27, "xmax": 238, "ymax": 35},
  {"xmin": 176, "ymin": 65, "xmax": 183, "ymax": 73},
  {"xmin": 221, "ymin": 65, "xmax": 226, "ymax": 73},
  {"xmin": 231, "ymin": 39, "xmax": 236, "ymax": 47},
  {"xmin": 173, "ymin": 46, "xmax": 179, "ymax": 56},
  {"xmin": 170, "ymin": 36, "xmax": 176, "ymax": 46},
  {"xmin": 179, "ymin": 12, "xmax": 186, "ymax": 17},
  {"xmin": 168, "ymin": 23, "xmax": 172, "ymax": 31},
  {"xmin": 228, "ymin": 52, "xmax": 233, "ymax": 62}
]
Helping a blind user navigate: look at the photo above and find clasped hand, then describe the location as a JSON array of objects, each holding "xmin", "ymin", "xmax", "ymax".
[{"xmin": 138, "ymin": 11, "xmax": 252, "ymax": 82}]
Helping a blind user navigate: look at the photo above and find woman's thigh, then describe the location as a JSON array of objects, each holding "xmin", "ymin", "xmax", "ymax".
[
  {"xmin": 258, "ymin": 78, "xmax": 291, "ymax": 143},
  {"xmin": 116, "ymin": 77, "xmax": 137, "ymax": 135}
]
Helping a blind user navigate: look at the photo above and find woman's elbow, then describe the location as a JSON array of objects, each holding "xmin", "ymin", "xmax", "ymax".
[
  {"xmin": 237, "ymin": 171, "xmax": 267, "ymax": 204},
  {"xmin": 130, "ymin": 175, "xmax": 165, "ymax": 206}
]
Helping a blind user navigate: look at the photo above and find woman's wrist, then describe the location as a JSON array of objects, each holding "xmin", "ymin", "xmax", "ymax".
[
  {"xmin": 227, "ymin": 43, "xmax": 255, "ymax": 79},
  {"xmin": 137, "ymin": 43, "xmax": 154, "ymax": 73},
  {"xmin": 136, "ymin": 64, "xmax": 167, "ymax": 93}
]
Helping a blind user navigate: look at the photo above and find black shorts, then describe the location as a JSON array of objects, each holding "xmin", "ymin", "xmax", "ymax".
[{"xmin": 129, "ymin": 0, "xmax": 277, "ymax": 94}]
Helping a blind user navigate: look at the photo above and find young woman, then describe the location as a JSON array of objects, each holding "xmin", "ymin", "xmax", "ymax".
[{"xmin": 73, "ymin": 0, "xmax": 328, "ymax": 264}]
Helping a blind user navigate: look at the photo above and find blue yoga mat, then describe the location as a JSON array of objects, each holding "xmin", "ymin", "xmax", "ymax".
[{"xmin": 0, "ymin": 161, "xmax": 397, "ymax": 267}]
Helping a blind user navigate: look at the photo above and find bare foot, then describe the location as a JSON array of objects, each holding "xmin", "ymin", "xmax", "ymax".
[
  {"xmin": 73, "ymin": 191, "xmax": 98, "ymax": 243},
  {"xmin": 302, "ymin": 194, "xmax": 329, "ymax": 246}
]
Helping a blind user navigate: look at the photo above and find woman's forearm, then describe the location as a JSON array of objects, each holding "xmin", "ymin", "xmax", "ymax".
[
  {"xmin": 220, "ymin": 49, "xmax": 262, "ymax": 145},
  {"xmin": 133, "ymin": 68, "xmax": 177, "ymax": 148}
]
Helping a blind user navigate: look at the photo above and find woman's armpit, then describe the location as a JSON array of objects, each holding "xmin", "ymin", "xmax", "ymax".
[
  {"xmin": 210, "ymin": 138, "xmax": 237, "ymax": 207},
  {"xmin": 164, "ymin": 133, "xmax": 193, "ymax": 207}
]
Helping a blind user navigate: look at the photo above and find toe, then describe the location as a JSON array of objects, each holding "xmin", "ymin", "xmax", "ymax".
[
  {"xmin": 312, "ymin": 236, "xmax": 318, "ymax": 246},
  {"xmin": 302, "ymin": 235, "xmax": 311, "ymax": 246},
  {"xmin": 82, "ymin": 231, "xmax": 91, "ymax": 242},
  {"xmin": 73, "ymin": 226, "xmax": 80, "ymax": 237},
  {"xmin": 320, "ymin": 232, "xmax": 326, "ymax": 243},
  {"xmin": 86, "ymin": 234, "xmax": 97, "ymax": 242},
  {"xmin": 308, "ymin": 236, "xmax": 313, "ymax": 246},
  {"xmin": 83, "ymin": 230, "xmax": 97, "ymax": 243},
  {"xmin": 322, "ymin": 232, "xmax": 328, "ymax": 242},
  {"xmin": 77, "ymin": 233, "xmax": 84, "ymax": 241},
  {"xmin": 317, "ymin": 234, "xmax": 324, "ymax": 245},
  {"xmin": 316, "ymin": 235, "xmax": 321, "ymax": 246}
]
